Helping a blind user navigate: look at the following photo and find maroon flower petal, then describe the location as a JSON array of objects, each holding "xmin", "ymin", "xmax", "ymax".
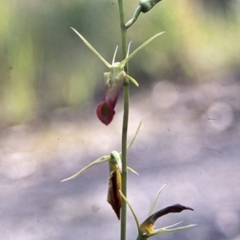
[
  {"xmin": 96, "ymin": 101, "xmax": 115, "ymax": 125},
  {"xmin": 107, "ymin": 169, "xmax": 122, "ymax": 219},
  {"xmin": 105, "ymin": 84, "xmax": 121, "ymax": 109}
]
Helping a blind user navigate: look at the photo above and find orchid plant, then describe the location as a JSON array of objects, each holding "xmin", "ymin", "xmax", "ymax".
[{"xmin": 62, "ymin": 0, "xmax": 196, "ymax": 240}]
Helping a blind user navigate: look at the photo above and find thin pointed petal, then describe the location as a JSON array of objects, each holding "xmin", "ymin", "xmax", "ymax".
[
  {"xmin": 126, "ymin": 74, "xmax": 139, "ymax": 87},
  {"xmin": 112, "ymin": 46, "xmax": 119, "ymax": 64},
  {"xmin": 148, "ymin": 184, "xmax": 166, "ymax": 216},
  {"xmin": 127, "ymin": 166, "xmax": 139, "ymax": 175},
  {"xmin": 61, "ymin": 155, "xmax": 110, "ymax": 182},
  {"xmin": 71, "ymin": 27, "xmax": 112, "ymax": 68},
  {"xmin": 152, "ymin": 224, "xmax": 197, "ymax": 236},
  {"xmin": 119, "ymin": 190, "xmax": 141, "ymax": 229},
  {"xmin": 120, "ymin": 32, "xmax": 165, "ymax": 67}
]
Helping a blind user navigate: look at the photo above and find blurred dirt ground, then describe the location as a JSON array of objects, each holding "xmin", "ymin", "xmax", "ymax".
[{"xmin": 1, "ymin": 72, "xmax": 240, "ymax": 240}]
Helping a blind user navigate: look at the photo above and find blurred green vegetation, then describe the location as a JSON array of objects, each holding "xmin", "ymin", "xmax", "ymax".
[{"xmin": 0, "ymin": 0, "xmax": 239, "ymax": 126}]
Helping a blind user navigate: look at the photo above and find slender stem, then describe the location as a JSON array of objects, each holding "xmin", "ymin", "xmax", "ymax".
[
  {"xmin": 118, "ymin": 0, "xmax": 128, "ymax": 63},
  {"xmin": 117, "ymin": 1, "xmax": 129, "ymax": 240},
  {"xmin": 121, "ymin": 79, "xmax": 129, "ymax": 240}
]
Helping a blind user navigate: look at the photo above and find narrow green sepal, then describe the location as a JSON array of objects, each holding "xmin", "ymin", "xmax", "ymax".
[
  {"xmin": 71, "ymin": 27, "xmax": 112, "ymax": 68},
  {"xmin": 112, "ymin": 46, "xmax": 118, "ymax": 65},
  {"xmin": 126, "ymin": 74, "xmax": 139, "ymax": 87},
  {"xmin": 61, "ymin": 155, "xmax": 110, "ymax": 182},
  {"xmin": 119, "ymin": 190, "xmax": 141, "ymax": 229}
]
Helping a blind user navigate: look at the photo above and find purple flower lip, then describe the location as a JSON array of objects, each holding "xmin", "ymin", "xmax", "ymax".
[
  {"xmin": 96, "ymin": 72, "xmax": 123, "ymax": 125},
  {"xmin": 96, "ymin": 100, "xmax": 115, "ymax": 125}
]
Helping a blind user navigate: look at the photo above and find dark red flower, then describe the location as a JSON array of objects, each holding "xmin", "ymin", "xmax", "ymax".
[
  {"xmin": 96, "ymin": 72, "xmax": 123, "ymax": 125},
  {"xmin": 96, "ymin": 101, "xmax": 115, "ymax": 125}
]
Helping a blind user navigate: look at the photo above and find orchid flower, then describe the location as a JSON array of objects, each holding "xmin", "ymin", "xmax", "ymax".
[
  {"xmin": 71, "ymin": 27, "xmax": 164, "ymax": 125},
  {"xmin": 61, "ymin": 121, "xmax": 142, "ymax": 218},
  {"xmin": 119, "ymin": 185, "xmax": 196, "ymax": 239}
]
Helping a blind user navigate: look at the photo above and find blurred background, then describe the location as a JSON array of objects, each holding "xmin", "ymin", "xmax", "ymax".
[{"xmin": 1, "ymin": 0, "xmax": 240, "ymax": 239}]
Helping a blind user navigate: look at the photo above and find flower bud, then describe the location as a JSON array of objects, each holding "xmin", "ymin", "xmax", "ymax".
[{"xmin": 140, "ymin": 0, "xmax": 162, "ymax": 13}]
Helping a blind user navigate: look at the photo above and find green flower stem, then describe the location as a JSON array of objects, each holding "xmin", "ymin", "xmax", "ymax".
[
  {"xmin": 121, "ymin": 79, "xmax": 130, "ymax": 240},
  {"xmin": 118, "ymin": 0, "xmax": 128, "ymax": 63},
  {"xmin": 118, "ymin": 1, "xmax": 128, "ymax": 240}
]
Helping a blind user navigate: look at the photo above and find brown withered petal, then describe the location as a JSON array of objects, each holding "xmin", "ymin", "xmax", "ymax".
[
  {"xmin": 107, "ymin": 170, "xmax": 122, "ymax": 219},
  {"xmin": 140, "ymin": 204, "xmax": 194, "ymax": 235}
]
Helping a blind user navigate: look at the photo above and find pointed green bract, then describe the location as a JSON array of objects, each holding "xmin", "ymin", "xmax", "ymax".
[
  {"xmin": 61, "ymin": 121, "xmax": 142, "ymax": 182},
  {"xmin": 126, "ymin": 75, "xmax": 139, "ymax": 87},
  {"xmin": 112, "ymin": 46, "xmax": 119, "ymax": 65},
  {"xmin": 153, "ymin": 223, "xmax": 197, "ymax": 236},
  {"xmin": 71, "ymin": 27, "xmax": 164, "ymax": 78},
  {"xmin": 127, "ymin": 120, "xmax": 143, "ymax": 151},
  {"xmin": 127, "ymin": 166, "xmax": 139, "ymax": 175}
]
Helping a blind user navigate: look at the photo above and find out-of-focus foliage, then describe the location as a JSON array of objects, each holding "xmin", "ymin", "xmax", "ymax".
[{"xmin": 0, "ymin": 0, "xmax": 239, "ymax": 126}]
